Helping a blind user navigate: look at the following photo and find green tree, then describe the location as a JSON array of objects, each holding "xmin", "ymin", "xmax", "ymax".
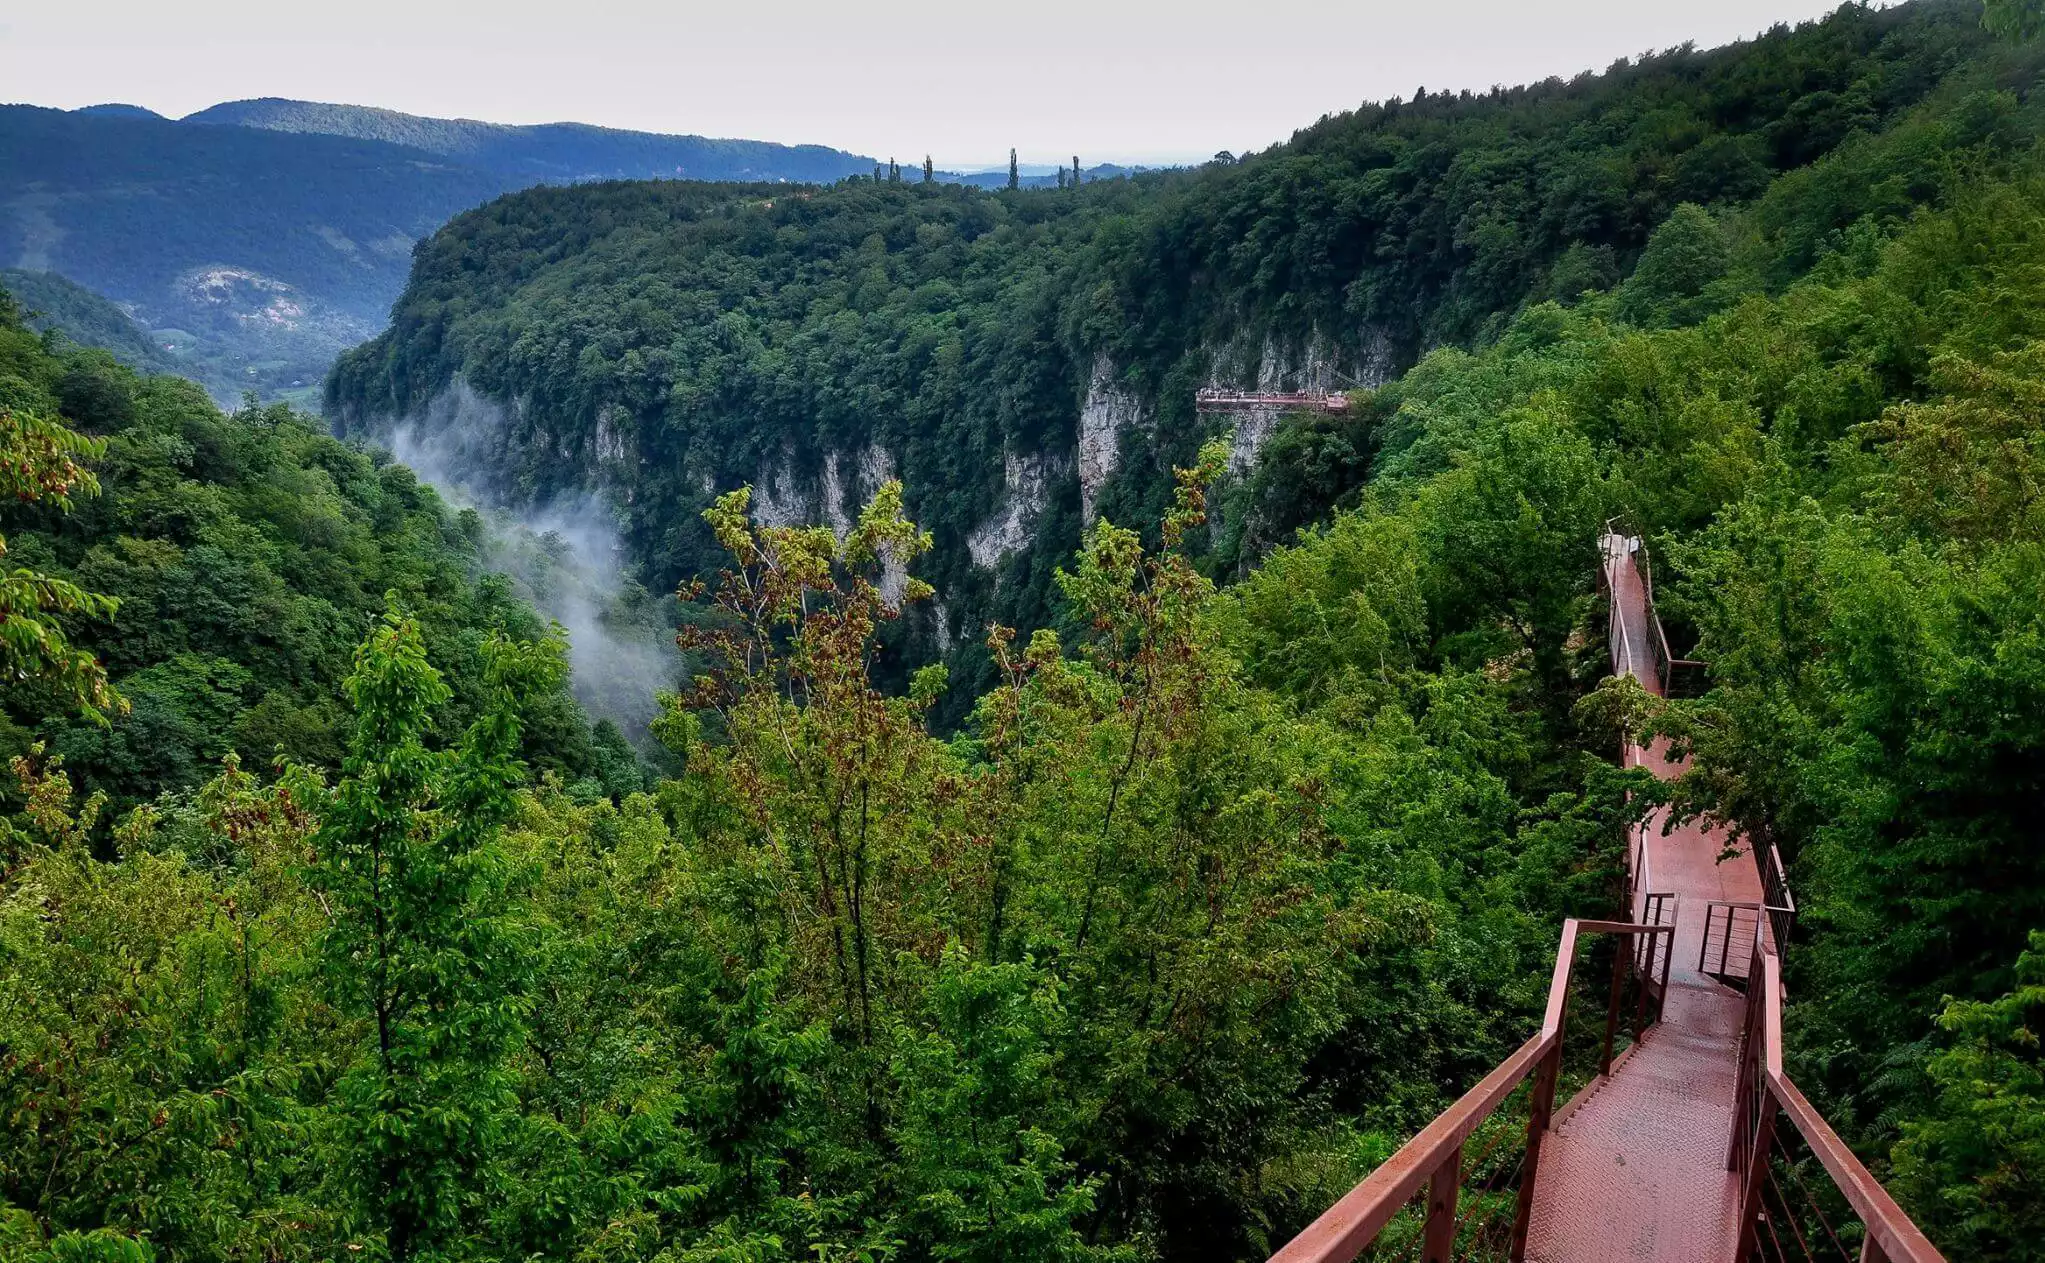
[
  {"xmin": 1893, "ymin": 932, "xmax": 2045, "ymax": 1259},
  {"xmin": 1984, "ymin": 0, "xmax": 2045, "ymax": 42},
  {"xmin": 0, "ymin": 403, "xmax": 121, "ymax": 721},
  {"xmin": 1616, "ymin": 202, "xmax": 1732, "ymax": 328},
  {"xmin": 310, "ymin": 603, "xmax": 565, "ymax": 1260}
]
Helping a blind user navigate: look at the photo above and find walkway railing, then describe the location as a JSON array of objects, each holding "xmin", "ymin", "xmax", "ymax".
[
  {"xmin": 1267, "ymin": 918, "xmax": 1672, "ymax": 1263},
  {"xmin": 1194, "ymin": 387, "xmax": 1350, "ymax": 413},
  {"xmin": 1601, "ymin": 518, "xmax": 1707, "ymax": 698},
  {"xmin": 1728, "ymin": 932, "xmax": 1945, "ymax": 1262},
  {"xmin": 1269, "ymin": 525, "xmax": 1941, "ymax": 1263},
  {"xmin": 1757, "ymin": 829, "xmax": 1799, "ymax": 951}
]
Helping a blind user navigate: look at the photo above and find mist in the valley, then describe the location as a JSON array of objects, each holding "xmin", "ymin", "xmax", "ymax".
[{"xmin": 379, "ymin": 383, "xmax": 682, "ymax": 742}]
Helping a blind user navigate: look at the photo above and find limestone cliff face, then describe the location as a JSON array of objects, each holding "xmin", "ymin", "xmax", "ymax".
[
  {"xmin": 1066, "ymin": 323, "xmax": 1399, "ymax": 518},
  {"xmin": 968, "ymin": 451, "xmax": 1063, "ymax": 568},
  {"xmin": 347, "ymin": 309, "xmax": 1400, "ymax": 678},
  {"xmin": 1079, "ymin": 353, "xmax": 1145, "ymax": 524},
  {"xmin": 1200, "ymin": 325, "xmax": 1398, "ymax": 472}
]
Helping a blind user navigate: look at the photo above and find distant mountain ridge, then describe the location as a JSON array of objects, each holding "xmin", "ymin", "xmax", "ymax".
[
  {"xmin": 183, "ymin": 97, "xmax": 875, "ymax": 185},
  {"xmin": 1, "ymin": 101, "xmax": 877, "ymax": 403}
]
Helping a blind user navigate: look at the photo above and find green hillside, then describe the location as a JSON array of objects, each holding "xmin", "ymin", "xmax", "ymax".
[
  {"xmin": 0, "ymin": 283, "xmax": 628, "ymax": 808},
  {"xmin": 1, "ymin": 268, "xmax": 180, "ymax": 376}
]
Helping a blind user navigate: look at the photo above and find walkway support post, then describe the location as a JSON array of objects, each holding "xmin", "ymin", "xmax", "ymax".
[
  {"xmin": 1421, "ymin": 1143, "xmax": 1462, "ymax": 1263},
  {"xmin": 1601, "ymin": 936, "xmax": 1628, "ymax": 1077},
  {"xmin": 1508, "ymin": 1039, "xmax": 1562, "ymax": 1262},
  {"xmin": 1734, "ymin": 1089, "xmax": 1778, "ymax": 1260}
]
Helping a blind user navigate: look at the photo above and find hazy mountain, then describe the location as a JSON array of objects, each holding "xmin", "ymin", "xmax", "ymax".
[
  {"xmin": 1, "ymin": 102, "xmax": 877, "ymax": 404},
  {"xmin": 1, "ymin": 105, "xmax": 504, "ymax": 403},
  {"xmin": 1, "ymin": 266, "xmax": 340, "ymax": 403},
  {"xmin": 72, "ymin": 103, "xmax": 165, "ymax": 119},
  {"xmin": 185, "ymin": 97, "xmax": 876, "ymax": 185}
]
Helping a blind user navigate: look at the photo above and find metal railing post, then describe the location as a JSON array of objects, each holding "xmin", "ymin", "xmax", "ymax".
[
  {"xmin": 1658, "ymin": 924, "xmax": 1673, "ymax": 1023},
  {"xmin": 1633, "ymin": 926, "xmax": 1653, "ymax": 1037},
  {"xmin": 1735, "ymin": 1085, "xmax": 1779, "ymax": 1260},
  {"xmin": 1421, "ymin": 1144, "xmax": 1462, "ymax": 1263},
  {"xmin": 1508, "ymin": 1041, "xmax": 1562, "ymax": 1263},
  {"xmin": 1728, "ymin": 950, "xmax": 1763, "ymax": 1171},
  {"xmin": 1602, "ymin": 937, "xmax": 1627, "ymax": 1076}
]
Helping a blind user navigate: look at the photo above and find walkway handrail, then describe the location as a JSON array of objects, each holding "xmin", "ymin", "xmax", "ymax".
[
  {"xmin": 1267, "ymin": 1031, "xmax": 1555, "ymax": 1263},
  {"xmin": 1729, "ymin": 936, "xmax": 1946, "ymax": 1263},
  {"xmin": 1599, "ymin": 532, "xmax": 1640, "ymax": 683},
  {"xmin": 1756, "ymin": 828, "xmax": 1798, "ymax": 951},
  {"xmin": 1270, "ymin": 917, "xmax": 1674, "ymax": 1263},
  {"xmin": 1601, "ymin": 520, "xmax": 1706, "ymax": 697}
]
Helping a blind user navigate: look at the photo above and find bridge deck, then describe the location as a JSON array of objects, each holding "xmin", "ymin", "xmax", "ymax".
[{"xmin": 1522, "ymin": 538, "xmax": 1763, "ymax": 1262}]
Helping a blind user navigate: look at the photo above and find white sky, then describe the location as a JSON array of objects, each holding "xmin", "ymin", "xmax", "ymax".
[{"xmin": 3, "ymin": 0, "xmax": 1857, "ymax": 168}]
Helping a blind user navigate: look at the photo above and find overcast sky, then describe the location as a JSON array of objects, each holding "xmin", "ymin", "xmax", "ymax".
[{"xmin": 4, "ymin": 0, "xmax": 1856, "ymax": 168}]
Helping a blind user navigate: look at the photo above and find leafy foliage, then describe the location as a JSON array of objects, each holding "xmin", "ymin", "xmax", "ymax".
[
  {"xmin": 7, "ymin": 5, "xmax": 2045, "ymax": 1260},
  {"xmin": 0, "ymin": 289, "xmax": 608, "ymax": 808},
  {"xmin": 0, "ymin": 400, "xmax": 120, "ymax": 721},
  {"xmin": 1893, "ymin": 932, "xmax": 2045, "ymax": 1258},
  {"xmin": 1, "ymin": 426, "xmax": 1630, "ymax": 1260}
]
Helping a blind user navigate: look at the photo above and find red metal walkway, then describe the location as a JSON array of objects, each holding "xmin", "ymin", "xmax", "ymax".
[
  {"xmin": 1520, "ymin": 536, "xmax": 1763, "ymax": 1262},
  {"xmin": 1263, "ymin": 528, "xmax": 1944, "ymax": 1263}
]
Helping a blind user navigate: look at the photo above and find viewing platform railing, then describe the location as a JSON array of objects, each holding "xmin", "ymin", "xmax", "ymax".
[{"xmin": 1193, "ymin": 387, "xmax": 1350, "ymax": 413}]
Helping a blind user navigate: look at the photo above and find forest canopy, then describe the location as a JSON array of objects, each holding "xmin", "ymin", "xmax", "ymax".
[{"xmin": 7, "ymin": 0, "xmax": 2045, "ymax": 1258}]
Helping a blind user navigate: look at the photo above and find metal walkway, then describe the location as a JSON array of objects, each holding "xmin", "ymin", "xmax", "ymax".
[
  {"xmin": 1520, "ymin": 537, "xmax": 1762, "ymax": 1262},
  {"xmin": 1265, "ymin": 529, "xmax": 1944, "ymax": 1263}
]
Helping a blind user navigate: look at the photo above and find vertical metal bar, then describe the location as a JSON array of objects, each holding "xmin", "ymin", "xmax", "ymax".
[
  {"xmin": 1422, "ymin": 1143, "xmax": 1462, "ymax": 1263},
  {"xmin": 1633, "ymin": 930, "xmax": 1651, "ymax": 1038},
  {"xmin": 1734, "ymin": 1086, "xmax": 1779, "ymax": 1261},
  {"xmin": 1729, "ymin": 978, "xmax": 1760, "ymax": 1171},
  {"xmin": 1508, "ymin": 1044, "xmax": 1561, "ymax": 1263},
  {"xmin": 1658, "ymin": 926, "xmax": 1674, "ymax": 1024},
  {"xmin": 1719, "ymin": 908, "xmax": 1736, "ymax": 978},
  {"xmin": 1862, "ymin": 1233, "xmax": 1892, "ymax": 1263},
  {"xmin": 1700, "ymin": 904, "xmax": 1714, "ymax": 974},
  {"xmin": 1602, "ymin": 935, "xmax": 1627, "ymax": 1077}
]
